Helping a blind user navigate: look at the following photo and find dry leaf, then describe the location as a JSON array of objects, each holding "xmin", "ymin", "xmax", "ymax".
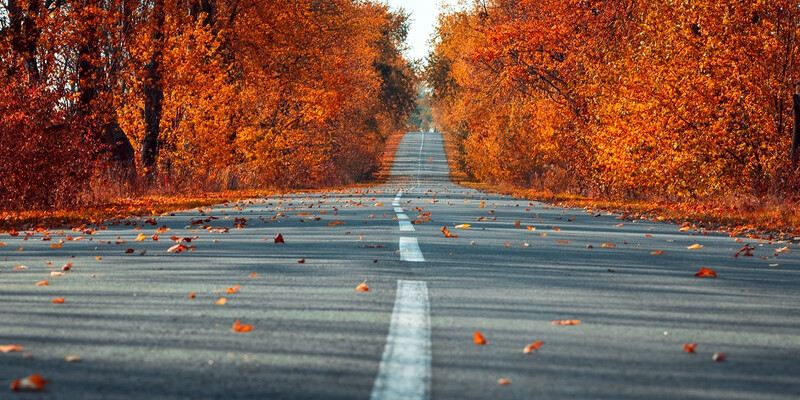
[
  {"xmin": 13, "ymin": 265, "xmax": 28, "ymax": 270},
  {"xmin": 523, "ymin": 341, "xmax": 544, "ymax": 354},
  {"xmin": 232, "ymin": 320, "xmax": 253, "ymax": 332},
  {"xmin": 557, "ymin": 240, "xmax": 572, "ymax": 244},
  {"xmin": 226, "ymin": 285, "xmax": 241, "ymax": 294},
  {"xmin": 61, "ymin": 263, "xmax": 72, "ymax": 271},
  {"xmin": 454, "ymin": 224, "xmax": 471, "ymax": 229},
  {"xmin": 712, "ymin": 352, "xmax": 726, "ymax": 362},
  {"xmin": 355, "ymin": 279, "xmax": 370, "ymax": 292},
  {"xmin": 551, "ymin": 319, "xmax": 581, "ymax": 326},
  {"xmin": 327, "ymin": 220, "xmax": 345, "ymax": 226},
  {"xmin": 474, "ymin": 330, "xmax": 487, "ymax": 345},
  {"xmin": 52, "ymin": 297, "xmax": 65, "ymax": 304},
  {"xmin": 297, "ymin": 259, "xmax": 305, "ymax": 264},
  {"xmin": 683, "ymin": 343, "xmax": 696, "ymax": 353},
  {"xmin": 441, "ymin": 226, "xmax": 458, "ymax": 238},
  {"xmin": 250, "ymin": 273, "xmax": 258, "ymax": 278},
  {"xmin": 50, "ymin": 241, "xmax": 63, "ymax": 249},
  {"xmin": 526, "ymin": 226, "xmax": 535, "ymax": 231},
  {"xmin": 166, "ymin": 244, "xmax": 189, "ymax": 253},
  {"xmin": 35, "ymin": 280, "xmax": 48, "ymax": 286},
  {"xmin": 10, "ymin": 374, "xmax": 49, "ymax": 391},
  {"xmin": 734, "ymin": 245, "xmax": 755, "ymax": 258},
  {"xmin": 687, "ymin": 244, "xmax": 703, "ymax": 250},
  {"xmin": 188, "ymin": 292, "xmax": 196, "ymax": 299},
  {"xmin": 274, "ymin": 233, "xmax": 285, "ymax": 243},
  {"xmin": 65, "ymin": 355, "xmax": 82, "ymax": 362},
  {"xmin": 0, "ymin": 344, "xmax": 24, "ymax": 353},
  {"xmin": 514, "ymin": 220, "xmax": 521, "ymax": 228},
  {"xmin": 650, "ymin": 250, "xmax": 664, "ymax": 255},
  {"xmin": 216, "ymin": 297, "xmax": 227, "ymax": 305},
  {"xmin": 134, "ymin": 233, "xmax": 148, "ymax": 242},
  {"xmin": 497, "ymin": 378, "xmax": 511, "ymax": 385},
  {"xmin": 601, "ymin": 243, "xmax": 616, "ymax": 248},
  {"xmin": 694, "ymin": 267, "xmax": 717, "ymax": 278}
]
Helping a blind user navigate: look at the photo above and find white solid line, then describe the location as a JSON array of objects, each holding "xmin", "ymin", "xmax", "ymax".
[
  {"xmin": 370, "ymin": 280, "xmax": 431, "ymax": 400},
  {"xmin": 394, "ymin": 207, "xmax": 404, "ymax": 214},
  {"xmin": 399, "ymin": 221, "xmax": 415, "ymax": 232},
  {"xmin": 399, "ymin": 237, "xmax": 425, "ymax": 262},
  {"xmin": 397, "ymin": 213, "xmax": 409, "ymax": 220}
]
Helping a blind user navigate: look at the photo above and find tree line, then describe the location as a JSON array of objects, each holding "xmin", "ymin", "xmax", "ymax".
[
  {"xmin": 0, "ymin": 0, "xmax": 416, "ymax": 210},
  {"xmin": 427, "ymin": 0, "xmax": 800, "ymax": 201}
]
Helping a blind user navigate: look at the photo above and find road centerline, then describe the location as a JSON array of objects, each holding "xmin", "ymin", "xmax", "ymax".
[
  {"xmin": 399, "ymin": 237, "xmax": 425, "ymax": 262},
  {"xmin": 370, "ymin": 280, "xmax": 431, "ymax": 400}
]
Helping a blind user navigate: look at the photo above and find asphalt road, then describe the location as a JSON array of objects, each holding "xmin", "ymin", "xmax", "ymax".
[{"xmin": 2, "ymin": 131, "xmax": 799, "ymax": 399}]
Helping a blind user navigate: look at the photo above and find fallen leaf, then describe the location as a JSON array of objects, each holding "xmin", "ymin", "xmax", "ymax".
[
  {"xmin": 61, "ymin": 263, "xmax": 72, "ymax": 271},
  {"xmin": 36, "ymin": 280, "xmax": 48, "ymax": 286},
  {"xmin": 189, "ymin": 292, "xmax": 196, "ymax": 299},
  {"xmin": 454, "ymin": 224, "xmax": 471, "ymax": 229},
  {"xmin": 50, "ymin": 241, "xmax": 63, "ymax": 249},
  {"xmin": 297, "ymin": 259, "xmax": 305, "ymax": 264},
  {"xmin": 166, "ymin": 244, "xmax": 189, "ymax": 253},
  {"xmin": 134, "ymin": 233, "xmax": 148, "ymax": 242},
  {"xmin": 601, "ymin": 243, "xmax": 616, "ymax": 248},
  {"xmin": 355, "ymin": 279, "xmax": 370, "ymax": 292},
  {"xmin": 497, "ymin": 378, "xmax": 511, "ymax": 385},
  {"xmin": 232, "ymin": 320, "xmax": 253, "ymax": 332},
  {"xmin": 374, "ymin": 202, "xmax": 383, "ymax": 207},
  {"xmin": 650, "ymin": 250, "xmax": 664, "ymax": 255},
  {"xmin": 734, "ymin": 245, "xmax": 755, "ymax": 258},
  {"xmin": 65, "ymin": 355, "xmax": 82, "ymax": 362},
  {"xmin": 50, "ymin": 271, "xmax": 64, "ymax": 277},
  {"xmin": 474, "ymin": 330, "xmax": 487, "ymax": 345},
  {"xmin": 125, "ymin": 248, "xmax": 135, "ymax": 253},
  {"xmin": 679, "ymin": 226, "xmax": 691, "ymax": 232},
  {"xmin": 250, "ymin": 273, "xmax": 258, "ymax": 278},
  {"xmin": 774, "ymin": 246, "xmax": 791, "ymax": 256},
  {"xmin": 694, "ymin": 267, "xmax": 717, "ymax": 278},
  {"xmin": 441, "ymin": 226, "xmax": 458, "ymax": 238},
  {"xmin": 557, "ymin": 240, "xmax": 572, "ymax": 244},
  {"xmin": 10, "ymin": 374, "xmax": 49, "ymax": 391},
  {"xmin": 712, "ymin": 352, "xmax": 726, "ymax": 362},
  {"xmin": 274, "ymin": 233, "xmax": 285, "ymax": 243},
  {"xmin": 52, "ymin": 297, "xmax": 65, "ymax": 304},
  {"xmin": 216, "ymin": 297, "xmax": 227, "ymax": 305},
  {"xmin": 0, "ymin": 344, "xmax": 24, "ymax": 353},
  {"xmin": 683, "ymin": 343, "xmax": 697, "ymax": 353},
  {"xmin": 514, "ymin": 220, "xmax": 521, "ymax": 228},
  {"xmin": 526, "ymin": 226, "xmax": 535, "ymax": 231},
  {"xmin": 13, "ymin": 265, "xmax": 28, "ymax": 270},
  {"xmin": 226, "ymin": 285, "xmax": 241, "ymax": 294},
  {"xmin": 523, "ymin": 341, "xmax": 544, "ymax": 354},
  {"xmin": 551, "ymin": 320, "xmax": 581, "ymax": 326},
  {"xmin": 687, "ymin": 244, "xmax": 703, "ymax": 250},
  {"xmin": 327, "ymin": 220, "xmax": 345, "ymax": 226}
]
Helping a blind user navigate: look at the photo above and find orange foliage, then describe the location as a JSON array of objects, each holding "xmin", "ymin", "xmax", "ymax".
[{"xmin": 428, "ymin": 0, "xmax": 800, "ymax": 201}]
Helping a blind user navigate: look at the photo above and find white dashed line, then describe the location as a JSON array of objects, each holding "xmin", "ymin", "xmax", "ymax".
[
  {"xmin": 397, "ymin": 213, "xmax": 409, "ymax": 220},
  {"xmin": 399, "ymin": 237, "xmax": 425, "ymax": 262},
  {"xmin": 399, "ymin": 221, "xmax": 415, "ymax": 232},
  {"xmin": 394, "ymin": 207, "xmax": 404, "ymax": 214},
  {"xmin": 370, "ymin": 280, "xmax": 431, "ymax": 400}
]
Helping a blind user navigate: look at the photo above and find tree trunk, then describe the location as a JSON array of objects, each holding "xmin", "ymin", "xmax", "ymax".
[
  {"xmin": 141, "ymin": 0, "xmax": 165, "ymax": 181},
  {"xmin": 792, "ymin": 93, "xmax": 800, "ymax": 167},
  {"xmin": 7, "ymin": 0, "xmax": 42, "ymax": 85}
]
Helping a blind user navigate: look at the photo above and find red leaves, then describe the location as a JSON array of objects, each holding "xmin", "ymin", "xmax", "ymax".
[
  {"xmin": 523, "ymin": 341, "xmax": 544, "ymax": 354},
  {"xmin": 10, "ymin": 374, "xmax": 49, "ymax": 392},
  {"xmin": 52, "ymin": 297, "xmax": 65, "ymax": 304},
  {"xmin": 683, "ymin": 343, "xmax": 697, "ymax": 353},
  {"xmin": 232, "ymin": 320, "xmax": 253, "ymax": 333},
  {"xmin": 167, "ymin": 244, "xmax": 194, "ymax": 253},
  {"xmin": 473, "ymin": 331, "xmax": 487, "ymax": 345},
  {"xmin": 694, "ymin": 267, "xmax": 717, "ymax": 278},
  {"xmin": 274, "ymin": 233, "xmax": 285, "ymax": 243},
  {"xmin": 441, "ymin": 226, "xmax": 458, "ymax": 238},
  {"xmin": 551, "ymin": 319, "xmax": 581, "ymax": 326},
  {"xmin": 734, "ymin": 245, "xmax": 755, "ymax": 258},
  {"xmin": 355, "ymin": 279, "xmax": 370, "ymax": 292}
]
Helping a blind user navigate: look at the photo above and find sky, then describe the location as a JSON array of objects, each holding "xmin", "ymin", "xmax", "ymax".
[{"xmin": 383, "ymin": 0, "xmax": 462, "ymax": 62}]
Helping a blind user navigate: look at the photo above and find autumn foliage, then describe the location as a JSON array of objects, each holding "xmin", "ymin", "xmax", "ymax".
[
  {"xmin": 427, "ymin": 0, "xmax": 800, "ymax": 202},
  {"xmin": 1, "ymin": 0, "xmax": 415, "ymax": 211}
]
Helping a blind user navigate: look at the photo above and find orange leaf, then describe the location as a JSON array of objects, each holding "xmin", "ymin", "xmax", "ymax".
[
  {"xmin": 523, "ymin": 341, "xmax": 544, "ymax": 354},
  {"xmin": 216, "ymin": 297, "xmax": 227, "ymax": 305},
  {"xmin": 10, "ymin": 374, "xmax": 49, "ymax": 391},
  {"xmin": 514, "ymin": 220, "xmax": 521, "ymax": 228},
  {"xmin": 250, "ymin": 273, "xmax": 258, "ymax": 278},
  {"xmin": 474, "ymin": 330, "xmax": 487, "ymax": 345},
  {"xmin": 355, "ymin": 279, "xmax": 370, "ymax": 292},
  {"xmin": 650, "ymin": 250, "xmax": 664, "ymax": 255},
  {"xmin": 0, "ymin": 344, "xmax": 24, "ymax": 353},
  {"xmin": 694, "ymin": 267, "xmax": 717, "ymax": 278},
  {"xmin": 601, "ymin": 243, "xmax": 616, "ymax": 248},
  {"xmin": 687, "ymin": 244, "xmax": 703, "ymax": 250},
  {"xmin": 557, "ymin": 240, "xmax": 572, "ymax": 244},
  {"xmin": 683, "ymin": 343, "xmax": 696, "ymax": 353},
  {"xmin": 327, "ymin": 220, "xmax": 345, "ymax": 226},
  {"xmin": 51, "ymin": 297, "xmax": 65, "ymax": 304},
  {"xmin": 274, "ymin": 233, "xmax": 285, "ymax": 243},
  {"xmin": 551, "ymin": 319, "xmax": 580, "ymax": 326},
  {"xmin": 441, "ymin": 226, "xmax": 458, "ymax": 238},
  {"xmin": 454, "ymin": 224, "xmax": 471, "ymax": 229},
  {"xmin": 226, "ymin": 285, "xmax": 241, "ymax": 294},
  {"xmin": 36, "ymin": 280, "xmax": 48, "ymax": 286},
  {"xmin": 167, "ymin": 244, "xmax": 189, "ymax": 253},
  {"xmin": 526, "ymin": 226, "xmax": 535, "ymax": 230},
  {"xmin": 232, "ymin": 320, "xmax": 253, "ymax": 332},
  {"xmin": 188, "ymin": 292, "xmax": 196, "ymax": 299},
  {"xmin": 50, "ymin": 241, "xmax": 63, "ymax": 249},
  {"xmin": 497, "ymin": 378, "xmax": 511, "ymax": 385}
]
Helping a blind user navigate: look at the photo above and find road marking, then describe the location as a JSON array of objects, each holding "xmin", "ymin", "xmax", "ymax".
[
  {"xmin": 392, "ymin": 201, "xmax": 400, "ymax": 206},
  {"xmin": 399, "ymin": 237, "xmax": 424, "ymax": 262},
  {"xmin": 370, "ymin": 280, "xmax": 431, "ymax": 400},
  {"xmin": 397, "ymin": 213, "xmax": 409, "ymax": 220},
  {"xmin": 416, "ymin": 133, "xmax": 425, "ymax": 185},
  {"xmin": 399, "ymin": 221, "xmax": 415, "ymax": 232},
  {"xmin": 394, "ymin": 207, "xmax": 404, "ymax": 214}
]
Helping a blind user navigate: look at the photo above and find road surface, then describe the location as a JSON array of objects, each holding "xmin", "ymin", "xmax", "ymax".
[{"xmin": 2, "ymin": 132, "xmax": 799, "ymax": 399}]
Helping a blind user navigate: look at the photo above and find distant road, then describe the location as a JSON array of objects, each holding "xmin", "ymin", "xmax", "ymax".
[{"xmin": 2, "ymin": 132, "xmax": 799, "ymax": 399}]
